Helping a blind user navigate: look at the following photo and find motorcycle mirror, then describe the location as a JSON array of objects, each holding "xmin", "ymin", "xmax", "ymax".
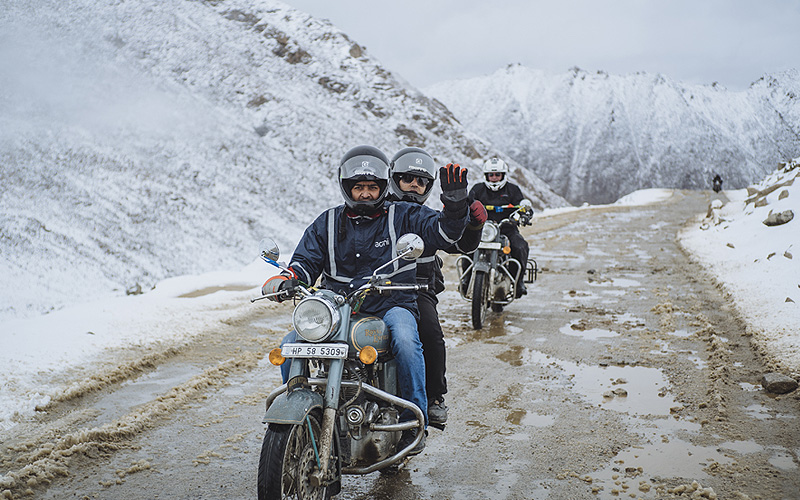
[
  {"xmin": 396, "ymin": 233, "xmax": 424, "ymax": 261},
  {"xmin": 258, "ymin": 237, "xmax": 280, "ymax": 264}
]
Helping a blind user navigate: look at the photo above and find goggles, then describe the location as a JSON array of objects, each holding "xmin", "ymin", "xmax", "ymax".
[{"xmin": 398, "ymin": 173, "xmax": 431, "ymax": 187}]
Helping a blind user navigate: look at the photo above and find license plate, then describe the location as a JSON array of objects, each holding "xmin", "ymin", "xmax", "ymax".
[
  {"xmin": 478, "ymin": 242, "xmax": 502, "ymax": 250},
  {"xmin": 281, "ymin": 343, "xmax": 348, "ymax": 359}
]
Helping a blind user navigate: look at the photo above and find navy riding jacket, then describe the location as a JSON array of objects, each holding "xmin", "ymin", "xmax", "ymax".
[{"xmin": 288, "ymin": 201, "xmax": 468, "ymax": 319}]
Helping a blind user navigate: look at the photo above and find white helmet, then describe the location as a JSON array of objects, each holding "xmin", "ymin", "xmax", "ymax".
[{"xmin": 482, "ymin": 158, "xmax": 508, "ymax": 191}]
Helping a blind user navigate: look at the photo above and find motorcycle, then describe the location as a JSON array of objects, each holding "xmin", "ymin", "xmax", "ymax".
[
  {"xmin": 252, "ymin": 234, "xmax": 428, "ymax": 499},
  {"xmin": 456, "ymin": 199, "xmax": 538, "ymax": 329}
]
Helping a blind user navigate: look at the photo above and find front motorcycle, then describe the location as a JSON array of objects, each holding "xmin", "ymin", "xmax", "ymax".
[
  {"xmin": 252, "ymin": 234, "xmax": 428, "ymax": 499},
  {"xmin": 456, "ymin": 200, "xmax": 538, "ymax": 329}
]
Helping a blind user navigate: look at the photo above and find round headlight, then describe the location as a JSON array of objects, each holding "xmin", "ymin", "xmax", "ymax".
[
  {"xmin": 481, "ymin": 223, "xmax": 499, "ymax": 242},
  {"xmin": 292, "ymin": 296, "xmax": 340, "ymax": 342}
]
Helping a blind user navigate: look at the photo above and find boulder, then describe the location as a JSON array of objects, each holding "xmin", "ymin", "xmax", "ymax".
[
  {"xmin": 761, "ymin": 372, "xmax": 798, "ymax": 394},
  {"xmin": 762, "ymin": 210, "xmax": 794, "ymax": 227}
]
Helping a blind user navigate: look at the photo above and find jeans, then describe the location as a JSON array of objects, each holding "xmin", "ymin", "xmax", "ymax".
[{"xmin": 279, "ymin": 306, "xmax": 428, "ymax": 426}]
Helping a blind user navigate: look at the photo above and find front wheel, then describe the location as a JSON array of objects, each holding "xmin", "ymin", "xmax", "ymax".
[
  {"xmin": 257, "ymin": 413, "xmax": 330, "ymax": 500},
  {"xmin": 471, "ymin": 271, "xmax": 489, "ymax": 329}
]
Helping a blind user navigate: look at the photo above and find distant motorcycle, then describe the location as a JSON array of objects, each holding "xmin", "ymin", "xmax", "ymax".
[
  {"xmin": 252, "ymin": 234, "xmax": 428, "ymax": 499},
  {"xmin": 456, "ymin": 200, "xmax": 538, "ymax": 329}
]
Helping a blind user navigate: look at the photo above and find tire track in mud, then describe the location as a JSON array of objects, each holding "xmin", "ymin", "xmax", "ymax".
[
  {"xmin": 0, "ymin": 305, "xmax": 287, "ymax": 499},
  {"xmin": 0, "ymin": 351, "xmax": 265, "ymax": 498}
]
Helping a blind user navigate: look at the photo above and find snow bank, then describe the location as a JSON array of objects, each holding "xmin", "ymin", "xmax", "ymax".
[{"xmin": 679, "ymin": 159, "xmax": 800, "ymax": 375}]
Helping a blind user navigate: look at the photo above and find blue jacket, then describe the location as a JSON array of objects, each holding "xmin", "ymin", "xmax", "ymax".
[{"xmin": 288, "ymin": 201, "xmax": 468, "ymax": 319}]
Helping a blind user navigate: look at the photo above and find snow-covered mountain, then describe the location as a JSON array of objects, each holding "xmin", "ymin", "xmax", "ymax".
[
  {"xmin": 0, "ymin": 1, "xmax": 567, "ymax": 321},
  {"xmin": 426, "ymin": 64, "xmax": 800, "ymax": 205}
]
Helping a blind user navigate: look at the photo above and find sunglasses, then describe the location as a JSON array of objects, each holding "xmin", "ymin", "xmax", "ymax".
[{"xmin": 398, "ymin": 173, "xmax": 431, "ymax": 187}]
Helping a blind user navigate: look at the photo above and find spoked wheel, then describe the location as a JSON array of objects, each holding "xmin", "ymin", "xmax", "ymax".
[
  {"xmin": 257, "ymin": 413, "xmax": 330, "ymax": 500},
  {"xmin": 471, "ymin": 271, "xmax": 489, "ymax": 329}
]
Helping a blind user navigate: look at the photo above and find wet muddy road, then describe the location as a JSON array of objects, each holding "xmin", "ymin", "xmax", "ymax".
[{"xmin": 3, "ymin": 190, "xmax": 799, "ymax": 499}]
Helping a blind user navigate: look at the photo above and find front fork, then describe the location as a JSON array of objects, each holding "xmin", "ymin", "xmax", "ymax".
[
  {"xmin": 310, "ymin": 358, "xmax": 344, "ymax": 487},
  {"xmin": 283, "ymin": 354, "xmax": 344, "ymax": 487}
]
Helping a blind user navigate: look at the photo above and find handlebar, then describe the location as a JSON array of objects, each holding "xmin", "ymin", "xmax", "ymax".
[
  {"xmin": 373, "ymin": 283, "xmax": 428, "ymax": 293},
  {"xmin": 252, "ymin": 281, "xmax": 427, "ymax": 304},
  {"xmin": 484, "ymin": 204, "xmax": 523, "ymax": 212}
]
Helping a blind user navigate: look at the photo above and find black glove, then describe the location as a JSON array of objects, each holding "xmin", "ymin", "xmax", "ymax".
[
  {"xmin": 439, "ymin": 163, "xmax": 469, "ymax": 218},
  {"xmin": 261, "ymin": 275, "xmax": 298, "ymax": 302}
]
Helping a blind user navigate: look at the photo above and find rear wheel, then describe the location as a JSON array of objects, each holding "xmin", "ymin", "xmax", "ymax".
[
  {"xmin": 471, "ymin": 271, "xmax": 489, "ymax": 329},
  {"xmin": 257, "ymin": 413, "xmax": 329, "ymax": 500}
]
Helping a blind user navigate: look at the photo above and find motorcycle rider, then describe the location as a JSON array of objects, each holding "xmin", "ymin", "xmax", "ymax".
[
  {"xmin": 263, "ymin": 145, "xmax": 470, "ymax": 455},
  {"xmin": 712, "ymin": 173, "xmax": 723, "ymax": 193},
  {"xmin": 468, "ymin": 157, "xmax": 530, "ymax": 298},
  {"xmin": 387, "ymin": 147, "xmax": 488, "ymax": 426}
]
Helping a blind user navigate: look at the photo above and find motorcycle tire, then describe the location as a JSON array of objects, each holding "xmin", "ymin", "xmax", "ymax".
[
  {"xmin": 471, "ymin": 271, "xmax": 489, "ymax": 329},
  {"xmin": 491, "ymin": 302, "xmax": 504, "ymax": 313},
  {"xmin": 257, "ymin": 413, "xmax": 332, "ymax": 500}
]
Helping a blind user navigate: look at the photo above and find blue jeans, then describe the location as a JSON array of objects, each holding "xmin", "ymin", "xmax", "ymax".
[{"xmin": 280, "ymin": 306, "xmax": 428, "ymax": 426}]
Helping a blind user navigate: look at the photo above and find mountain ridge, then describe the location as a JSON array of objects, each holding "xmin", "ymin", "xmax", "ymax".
[{"xmin": 426, "ymin": 64, "xmax": 800, "ymax": 205}]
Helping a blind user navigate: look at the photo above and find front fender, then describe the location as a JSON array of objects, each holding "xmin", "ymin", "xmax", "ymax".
[
  {"xmin": 473, "ymin": 257, "xmax": 492, "ymax": 273},
  {"xmin": 263, "ymin": 388, "xmax": 323, "ymax": 425}
]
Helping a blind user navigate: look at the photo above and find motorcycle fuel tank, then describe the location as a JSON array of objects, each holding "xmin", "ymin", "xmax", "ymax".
[{"xmin": 349, "ymin": 315, "xmax": 390, "ymax": 355}]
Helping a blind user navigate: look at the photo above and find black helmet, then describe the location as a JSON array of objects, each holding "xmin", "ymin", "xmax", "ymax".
[
  {"xmin": 339, "ymin": 145, "xmax": 390, "ymax": 215},
  {"xmin": 388, "ymin": 147, "xmax": 437, "ymax": 204}
]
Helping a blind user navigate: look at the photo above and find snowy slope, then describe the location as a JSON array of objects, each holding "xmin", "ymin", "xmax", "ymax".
[
  {"xmin": 426, "ymin": 64, "xmax": 800, "ymax": 205},
  {"xmin": 680, "ymin": 158, "xmax": 800, "ymax": 375},
  {"xmin": 0, "ymin": 0, "xmax": 566, "ymax": 321}
]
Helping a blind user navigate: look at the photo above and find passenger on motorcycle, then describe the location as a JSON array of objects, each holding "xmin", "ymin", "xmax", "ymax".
[
  {"xmin": 263, "ymin": 145, "xmax": 470, "ymax": 455},
  {"xmin": 387, "ymin": 147, "xmax": 488, "ymax": 426},
  {"xmin": 468, "ymin": 157, "xmax": 531, "ymax": 298}
]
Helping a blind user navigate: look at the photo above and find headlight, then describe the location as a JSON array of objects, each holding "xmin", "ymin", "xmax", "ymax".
[
  {"xmin": 292, "ymin": 296, "xmax": 340, "ymax": 342},
  {"xmin": 481, "ymin": 223, "xmax": 499, "ymax": 242}
]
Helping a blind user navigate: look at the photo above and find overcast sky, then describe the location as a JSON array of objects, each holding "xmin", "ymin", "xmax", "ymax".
[{"xmin": 285, "ymin": 0, "xmax": 799, "ymax": 91}]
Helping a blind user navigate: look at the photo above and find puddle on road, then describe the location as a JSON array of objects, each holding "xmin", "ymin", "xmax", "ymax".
[
  {"xmin": 468, "ymin": 317, "xmax": 510, "ymax": 342},
  {"xmin": 739, "ymin": 382, "xmax": 760, "ymax": 392},
  {"xmin": 591, "ymin": 437, "xmax": 734, "ymax": 488},
  {"xmin": 505, "ymin": 408, "xmax": 557, "ymax": 428},
  {"xmin": 769, "ymin": 450, "xmax": 799, "ymax": 471},
  {"xmin": 588, "ymin": 277, "xmax": 642, "ymax": 288},
  {"xmin": 89, "ymin": 363, "xmax": 203, "ymax": 425},
  {"xmin": 496, "ymin": 345, "xmax": 525, "ymax": 366},
  {"xmin": 512, "ymin": 348, "xmax": 800, "ymax": 496},
  {"xmin": 744, "ymin": 403, "xmax": 798, "ymax": 421},
  {"xmin": 559, "ymin": 321, "xmax": 620, "ymax": 340},
  {"xmin": 523, "ymin": 349, "xmax": 675, "ymax": 417}
]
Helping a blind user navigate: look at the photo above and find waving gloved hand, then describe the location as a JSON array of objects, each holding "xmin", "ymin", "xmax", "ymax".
[
  {"xmin": 261, "ymin": 275, "xmax": 298, "ymax": 302},
  {"xmin": 439, "ymin": 163, "xmax": 469, "ymax": 218}
]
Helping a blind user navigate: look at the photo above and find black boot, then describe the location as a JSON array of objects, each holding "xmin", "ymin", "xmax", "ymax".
[
  {"xmin": 428, "ymin": 397, "xmax": 448, "ymax": 425},
  {"xmin": 397, "ymin": 428, "xmax": 427, "ymax": 456}
]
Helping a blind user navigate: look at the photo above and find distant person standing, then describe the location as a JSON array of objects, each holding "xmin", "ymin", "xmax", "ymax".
[{"xmin": 712, "ymin": 174, "xmax": 723, "ymax": 193}]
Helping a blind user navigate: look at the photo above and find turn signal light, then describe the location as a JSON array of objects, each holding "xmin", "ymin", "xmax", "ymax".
[
  {"xmin": 503, "ymin": 246, "xmax": 511, "ymax": 254},
  {"xmin": 359, "ymin": 346, "xmax": 378, "ymax": 365},
  {"xmin": 269, "ymin": 348, "xmax": 286, "ymax": 366}
]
